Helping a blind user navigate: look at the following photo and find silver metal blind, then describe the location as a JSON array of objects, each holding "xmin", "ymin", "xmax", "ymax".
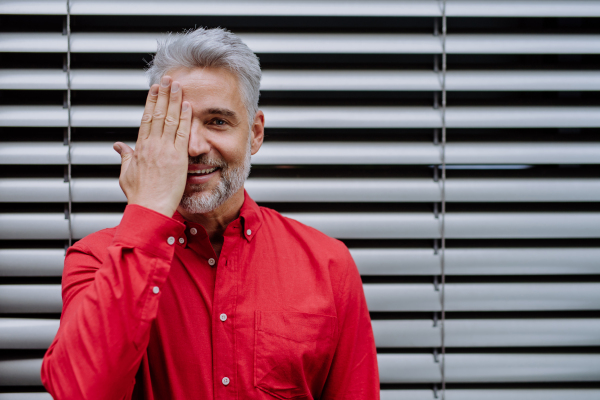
[{"xmin": 1, "ymin": 1, "xmax": 599, "ymax": 399}]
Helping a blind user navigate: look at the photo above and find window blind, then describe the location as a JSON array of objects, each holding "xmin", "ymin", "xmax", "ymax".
[{"xmin": 1, "ymin": 1, "xmax": 599, "ymax": 399}]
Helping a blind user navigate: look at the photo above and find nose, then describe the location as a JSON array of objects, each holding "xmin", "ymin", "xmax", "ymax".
[{"xmin": 188, "ymin": 119, "xmax": 211, "ymax": 157}]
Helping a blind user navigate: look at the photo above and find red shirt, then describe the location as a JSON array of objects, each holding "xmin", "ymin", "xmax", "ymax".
[{"xmin": 41, "ymin": 192, "xmax": 379, "ymax": 399}]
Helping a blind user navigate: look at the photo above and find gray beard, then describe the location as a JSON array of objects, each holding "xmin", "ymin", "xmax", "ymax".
[{"xmin": 179, "ymin": 142, "xmax": 251, "ymax": 214}]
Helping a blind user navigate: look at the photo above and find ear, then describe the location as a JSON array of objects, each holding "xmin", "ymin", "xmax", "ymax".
[{"xmin": 250, "ymin": 110, "xmax": 265, "ymax": 155}]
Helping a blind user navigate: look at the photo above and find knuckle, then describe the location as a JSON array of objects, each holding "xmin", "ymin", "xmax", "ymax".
[
  {"xmin": 152, "ymin": 110, "xmax": 166, "ymax": 119},
  {"xmin": 141, "ymin": 113, "xmax": 152, "ymax": 123},
  {"xmin": 176, "ymin": 129, "xmax": 187, "ymax": 138},
  {"xmin": 164, "ymin": 115, "xmax": 178, "ymax": 126}
]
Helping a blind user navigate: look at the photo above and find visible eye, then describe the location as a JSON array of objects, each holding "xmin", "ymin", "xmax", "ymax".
[{"xmin": 209, "ymin": 118, "xmax": 227, "ymax": 126}]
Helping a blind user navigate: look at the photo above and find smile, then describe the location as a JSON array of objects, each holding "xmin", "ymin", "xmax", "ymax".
[{"xmin": 188, "ymin": 167, "xmax": 218, "ymax": 175}]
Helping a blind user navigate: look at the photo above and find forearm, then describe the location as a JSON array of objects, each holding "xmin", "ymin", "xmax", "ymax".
[{"xmin": 41, "ymin": 205, "xmax": 184, "ymax": 399}]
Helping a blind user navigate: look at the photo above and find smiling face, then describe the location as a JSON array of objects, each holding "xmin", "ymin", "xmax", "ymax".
[{"xmin": 168, "ymin": 66, "xmax": 264, "ymax": 215}]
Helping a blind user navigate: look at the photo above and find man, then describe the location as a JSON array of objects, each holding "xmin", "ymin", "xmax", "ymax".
[{"xmin": 42, "ymin": 27, "xmax": 379, "ymax": 399}]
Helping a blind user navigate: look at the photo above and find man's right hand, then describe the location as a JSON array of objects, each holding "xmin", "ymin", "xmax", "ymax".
[{"xmin": 113, "ymin": 76, "xmax": 192, "ymax": 218}]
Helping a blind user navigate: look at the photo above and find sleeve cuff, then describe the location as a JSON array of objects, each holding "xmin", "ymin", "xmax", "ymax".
[{"xmin": 112, "ymin": 204, "xmax": 186, "ymax": 260}]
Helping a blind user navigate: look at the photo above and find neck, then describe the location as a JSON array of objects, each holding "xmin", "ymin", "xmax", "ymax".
[{"xmin": 177, "ymin": 188, "xmax": 245, "ymax": 257}]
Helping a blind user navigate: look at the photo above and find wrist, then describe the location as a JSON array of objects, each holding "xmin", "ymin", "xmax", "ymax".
[{"xmin": 128, "ymin": 199, "xmax": 176, "ymax": 218}]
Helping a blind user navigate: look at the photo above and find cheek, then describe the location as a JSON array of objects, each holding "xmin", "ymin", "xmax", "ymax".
[{"xmin": 216, "ymin": 134, "xmax": 250, "ymax": 164}]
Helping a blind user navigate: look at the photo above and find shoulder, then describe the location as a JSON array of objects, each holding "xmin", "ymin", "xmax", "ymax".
[
  {"xmin": 258, "ymin": 206, "xmax": 350, "ymax": 258},
  {"xmin": 258, "ymin": 206, "xmax": 356, "ymax": 286}
]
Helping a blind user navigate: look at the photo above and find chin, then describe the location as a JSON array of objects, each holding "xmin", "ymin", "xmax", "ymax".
[{"xmin": 180, "ymin": 183, "xmax": 229, "ymax": 214}]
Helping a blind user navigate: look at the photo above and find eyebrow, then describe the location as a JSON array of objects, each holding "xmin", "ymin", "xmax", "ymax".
[{"xmin": 206, "ymin": 108, "xmax": 237, "ymax": 118}]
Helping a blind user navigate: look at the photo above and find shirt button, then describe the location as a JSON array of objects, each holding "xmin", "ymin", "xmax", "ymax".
[
  {"xmin": 178, "ymin": 237, "xmax": 185, "ymax": 244},
  {"xmin": 246, "ymin": 229, "xmax": 252, "ymax": 235},
  {"xmin": 220, "ymin": 313, "xmax": 227, "ymax": 322},
  {"xmin": 208, "ymin": 258, "xmax": 216, "ymax": 266},
  {"xmin": 152, "ymin": 286, "xmax": 159, "ymax": 294},
  {"xmin": 190, "ymin": 227, "xmax": 197, "ymax": 235},
  {"xmin": 167, "ymin": 236, "xmax": 175, "ymax": 245},
  {"xmin": 222, "ymin": 377, "xmax": 230, "ymax": 386}
]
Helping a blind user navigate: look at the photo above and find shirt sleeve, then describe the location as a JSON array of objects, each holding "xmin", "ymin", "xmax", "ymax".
[
  {"xmin": 41, "ymin": 205, "xmax": 186, "ymax": 400},
  {"xmin": 321, "ymin": 246, "xmax": 380, "ymax": 400}
]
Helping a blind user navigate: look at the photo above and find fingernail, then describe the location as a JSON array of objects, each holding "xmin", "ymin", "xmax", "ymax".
[
  {"xmin": 171, "ymin": 81, "xmax": 180, "ymax": 93},
  {"xmin": 182, "ymin": 102, "xmax": 189, "ymax": 112},
  {"xmin": 161, "ymin": 76, "xmax": 170, "ymax": 87},
  {"xmin": 150, "ymin": 85, "xmax": 158, "ymax": 95}
]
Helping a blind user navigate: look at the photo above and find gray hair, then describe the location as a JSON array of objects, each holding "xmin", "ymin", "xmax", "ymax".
[{"xmin": 146, "ymin": 27, "xmax": 261, "ymax": 128}]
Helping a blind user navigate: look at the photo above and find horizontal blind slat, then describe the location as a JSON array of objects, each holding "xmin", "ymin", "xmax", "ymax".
[
  {"xmin": 3, "ymin": 142, "xmax": 600, "ymax": 165},
  {"xmin": 381, "ymin": 390, "xmax": 600, "ymax": 400},
  {"xmin": 4, "ymin": 178, "xmax": 600, "ymax": 203},
  {"xmin": 3, "ymin": 354, "xmax": 600, "ymax": 385},
  {"xmin": 373, "ymin": 319, "xmax": 600, "ymax": 347},
  {"xmin": 4, "ymin": 70, "xmax": 600, "ymax": 91},
  {"xmin": 3, "ymin": 33, "xmax": 600, "ymax": 54},
  {"xmin": 378, "ymin": 354, "xmax": 600, "ymax": 383},
  {"xmin": 353, "ymin": 248, "xmax": 600, "ymax": 276},
  {"xmin": 4, "ymin": 248, "xmax": 600, "ymax": 277},
  {"xmin": 364, "ymin": 283, "xmax": 600, "ymax": 312},
  {"xmin": 3, "ymin": 283, "xmax": 599, "ymax": 313},
  {"xmin": 4, "ymin": 106, "xmax": 600, "ymax": 129},
  {"xmin": 2, "ymin": 213, "xmax": 600, "ymax": 240},
  {"xmin": 0, "ymin": 249, "xmax": 64, "ymax": 276},
  {"xmin": 3, "ymin": 317, "xmax": 599, "ymax": 349},
  {"xmin": 0, "ymin": 318, "xmax": 600, "ymax": 349},
  {"xmin": 5, "ymin": 1, "xmax": 600, "ymax": 17}
]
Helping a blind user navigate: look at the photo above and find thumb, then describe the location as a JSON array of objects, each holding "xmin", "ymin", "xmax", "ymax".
[{"xmin": 113, "ymin": 142, "xmax": 134, "ymax": 176}]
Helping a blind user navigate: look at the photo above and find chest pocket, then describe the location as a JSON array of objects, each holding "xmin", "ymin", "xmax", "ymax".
[{"xmin": 254, "ymin": 311, "xmax": 337, "ymax": 399}]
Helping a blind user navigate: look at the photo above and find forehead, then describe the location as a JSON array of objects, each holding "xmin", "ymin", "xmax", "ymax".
[{"xmin": 166, "ymin": 66, "xmax": 244, "ymax": 112}]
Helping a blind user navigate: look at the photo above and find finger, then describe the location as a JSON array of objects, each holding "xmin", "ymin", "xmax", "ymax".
[
  {"xmin": 162, "ymin": 80, "xmax": 182, "ymax": 141},
  {"xmin": 149, "ymin": 75, "xmax": 172, "ymax": 139},
  {"xmin": 113, "ymin": 142, "xmax": 134, "ymax": 179},
  {"xmin": 174, "ymin": 101, "xmax": 192, "ymax": 152},
  {"xmin": 138, "ymin": 84, "xmax": 159, "ymax": 141}
]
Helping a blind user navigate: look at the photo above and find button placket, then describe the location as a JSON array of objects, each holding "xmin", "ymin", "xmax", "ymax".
[{"xmin": 212, "ymin": 236, "xmax": 237, "ymax": 395}]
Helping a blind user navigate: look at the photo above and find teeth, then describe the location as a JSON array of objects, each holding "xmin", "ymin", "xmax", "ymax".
[{"xmin": 188, "ymin": 167, "xmax": 217, "ymax": 174}]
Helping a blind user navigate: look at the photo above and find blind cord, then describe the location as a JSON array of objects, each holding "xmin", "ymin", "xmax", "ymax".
[
  {"xmin": 440, "ymin": 1, "xmax": 447, "ymax": 399},
  {"xmin": 66, "ymin": 0, "xmax": 73, "ymax": 247}
]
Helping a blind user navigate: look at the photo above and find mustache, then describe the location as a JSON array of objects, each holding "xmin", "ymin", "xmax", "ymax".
[{"xmin": 188, "ymin": 155, "xmax": 227, "ymax": 169}]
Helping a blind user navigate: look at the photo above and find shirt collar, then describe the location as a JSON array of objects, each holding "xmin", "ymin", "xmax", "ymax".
[{"xmin": 171, "ymin": 189, "xmax": 263, "ymax": 242}]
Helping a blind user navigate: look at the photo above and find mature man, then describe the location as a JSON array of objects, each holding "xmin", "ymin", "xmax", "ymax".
[{"xmin": 42, "ymin": 28, "xmax": 379, "ymax": 399}]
